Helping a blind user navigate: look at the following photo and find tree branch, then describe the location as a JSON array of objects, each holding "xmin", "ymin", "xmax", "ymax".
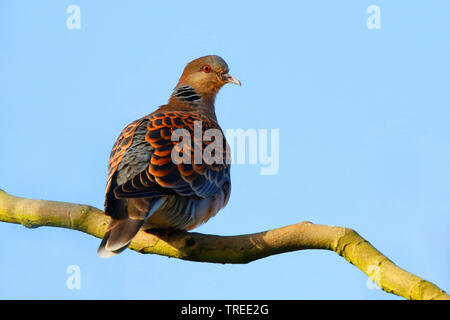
[{"xmin": 0, "ymin": 189, "xmax": 448, "ymax": 300}]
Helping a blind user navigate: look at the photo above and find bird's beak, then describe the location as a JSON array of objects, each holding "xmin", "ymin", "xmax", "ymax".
[{"xmin": 222, "ymin": 74, "xmax": 241, "ymax": 86}]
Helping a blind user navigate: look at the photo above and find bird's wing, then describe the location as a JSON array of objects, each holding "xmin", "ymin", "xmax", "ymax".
[
  {"xmin": 104, "ymin": 117, "xmax": 149, "ymax": 215},
  {"xmin": 113, "ymin": 110, "xmax": 231, "ymax": 200},
  {"xmin": 106, "ymin": 118, "xmax": 146, "ymax": 191}
]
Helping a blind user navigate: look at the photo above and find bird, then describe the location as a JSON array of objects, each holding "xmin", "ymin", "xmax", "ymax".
[{"xmin": 98, "ymin": 55, "xmax": 241, "ymax": 258}]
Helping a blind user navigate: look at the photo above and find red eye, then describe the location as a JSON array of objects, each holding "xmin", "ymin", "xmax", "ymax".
[{"xmin": 201, "ymin": 65, "xmax": 212, "ymax": 73}]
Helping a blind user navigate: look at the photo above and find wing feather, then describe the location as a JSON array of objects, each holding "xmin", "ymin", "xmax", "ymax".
[{"xmin": 112, "ymin": 110, "xmax": 231, "ymax": 200}]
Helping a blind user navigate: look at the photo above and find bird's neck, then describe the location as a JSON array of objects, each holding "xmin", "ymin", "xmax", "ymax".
[{"xmin": 168, "ymin": 85, "xmax": 217, "ymax": 120}]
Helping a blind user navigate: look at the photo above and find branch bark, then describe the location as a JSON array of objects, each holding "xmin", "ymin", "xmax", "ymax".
[{"xmin": 0, "ymin": 189, "xmax": 448, "ymax": 300}]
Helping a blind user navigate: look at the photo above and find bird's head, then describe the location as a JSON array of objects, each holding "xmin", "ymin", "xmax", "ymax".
[
  {"xmin": 170, "ymin": 55, "xmax": 240, "ymax": 107},
  {"xmin": 179, "ymin": 55, "xmax": 241, "ymax": 93}
]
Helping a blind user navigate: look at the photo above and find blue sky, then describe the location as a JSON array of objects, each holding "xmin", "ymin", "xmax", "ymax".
[{"xmin": 0, "ymin": 1, "xmax": 449, "ymax": 299}]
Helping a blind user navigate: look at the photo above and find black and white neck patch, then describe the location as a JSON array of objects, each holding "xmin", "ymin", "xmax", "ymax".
[{"xmin": 173, "ymin": 85, "xmax": 202, "ymax": 104}]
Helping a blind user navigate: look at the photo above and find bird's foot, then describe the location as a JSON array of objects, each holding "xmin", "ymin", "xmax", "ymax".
[{"xmin": 144, "ymin": 227, "xmax": 181, "ymax": 239}]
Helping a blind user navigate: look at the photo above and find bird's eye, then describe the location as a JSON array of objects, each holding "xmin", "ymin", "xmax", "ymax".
[{"xmin": 201, "ymin": 65, "xmax": 212, "ymax": 73}]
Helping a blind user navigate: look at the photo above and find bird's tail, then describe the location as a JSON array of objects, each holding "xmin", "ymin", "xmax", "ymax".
[
  {"xmin": 97, "ymin": 198, "xmax": 150, "ymax": 258},
  {"xmin": 97, "ymin": 219, "xmax": 144, "ymax": 258}
]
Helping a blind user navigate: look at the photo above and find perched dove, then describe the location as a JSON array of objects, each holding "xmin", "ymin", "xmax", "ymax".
[{"xmin": 98, "ymin": 55, "xmax": 240, "ymax": 257}]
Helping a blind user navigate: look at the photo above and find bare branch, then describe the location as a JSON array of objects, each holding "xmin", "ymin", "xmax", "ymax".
[{"xmin": 0, "ymin": 189, "xmax": 448, "ymax": 300}]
